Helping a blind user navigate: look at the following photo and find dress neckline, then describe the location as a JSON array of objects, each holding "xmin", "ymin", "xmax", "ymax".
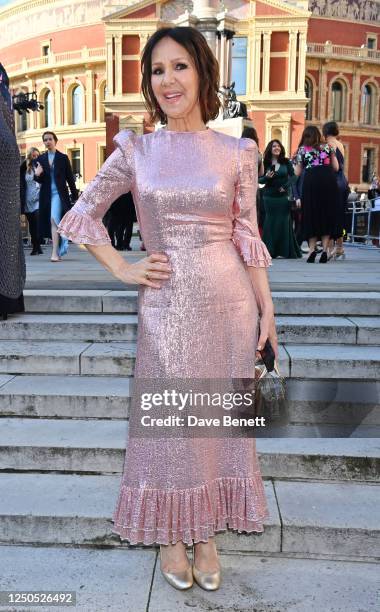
[{"xmin": 160, "ymin": 127, "xmax": 212, "ymax": 135}]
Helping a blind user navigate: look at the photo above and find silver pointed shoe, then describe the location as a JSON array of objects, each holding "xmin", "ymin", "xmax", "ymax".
[
  {"xmin": 159, "ymin": 546, "xmax": 193, "ymax": 590},
  {"xmin": 192, "ymin": 545, "xmax": 221, "ymax": 591}
]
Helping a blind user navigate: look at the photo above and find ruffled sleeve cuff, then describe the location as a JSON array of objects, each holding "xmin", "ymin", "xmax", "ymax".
[
  {"xmin": 232, "ymin": 228, "xmax": 272, "ymax": 268},
  {"xmin": 57, "ymin": 209, "xmax": 111, "ymax": 246}
]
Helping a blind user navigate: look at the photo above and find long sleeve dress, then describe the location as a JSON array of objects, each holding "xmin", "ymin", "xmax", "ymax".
[
  {"xmin": 259, "ymin": 161, "xmax": 301, "ymax": 259},
  {"xmin": 0, "ymin": 63, "xmax": 25, "ymax": 317},
  {"xmin": 58, "ymin": 127, "xmax": 272, "ymax": 545}
]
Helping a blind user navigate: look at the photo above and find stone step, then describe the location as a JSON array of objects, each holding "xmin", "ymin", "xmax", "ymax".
[
  {"xmin": 0, "ymin": 473, "xmax": 378, "ymax": 558},
  {"xmin": 23, "ymin": 289, "xmax": 380, "ymax": 316},
  {"xmin": 1, "ymin": 376, "xmax": 378, "ymax": 424},
  {"xmin": 2, "ymin": 313, "xmax": 380, "ymax": 345},
  {"xmin": 23, "ymin": 289, "xmax": 138, "ymax": 314},
  {"xmin": 0, "ymin": 375, "xmax": 131, "ymax": 419},
  {"xmin": 0, "ymin": 547, "xmax": 378, "ymax": 612},
  {"xmin": 1, "ymin": 418, "xmax": 379, "ymax": 481},
  {"xmin": 0, "ymin": 342, "xmax": 379, "ymax": 379},
  {"xmin": 285, "ymin": 344, "xmax": 380, "ymax": 380},
  {"xmin": 286, "ymin": 379, "xmax": 380, "ymax": 424},
  {"xmin": 0, "ymin": 341, "xmax": 136, "ymax": 376},
  {"xmin": 0, "ymin": 314, "xmax": 138, "ymax": 342}
]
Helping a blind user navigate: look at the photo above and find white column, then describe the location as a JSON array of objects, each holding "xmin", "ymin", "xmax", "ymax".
[
  {"xmin": 54, "ymin": 75, "xmax": 62, "ymax": 126},
  {"xmin": 352, "ymin": 67, "xmax": 361, "ymax": 124},
  {"xmin": 288, "ymin": 31, "xmax": 297, "ymax": 92},
  {"xmin": 319, "ymin": 61, "xmax": 328, "ymax": 120},
  {"xmin": 262, "ymin": 32, "xmax": 271, "ymax": 94},
  {"xmin": 26, "ymin": 79, "xmax": 36, "ymax": 130},
  {"xmin": 139, "ymin": 34, "xmax": 149, "ymax": 89},
  {"xmin": 218, "ymin": 33, "xmax": 227, "ymax": 87},
  {"xmin": 246, "ymin": 33, "xmax": 253, "ymax": 96},
  {"xmin": 225, "ymin": 35, "xmax": 233, "ymax": 85},
  {"xmin": 253, "ymin": 32, "xmax": 261, "ymax": 94},
  {"xmin": 85, "ymin": 69, "xmax": 94, "ymax": 123},
  {"xmin": 297, "ymin": 31, "xmax": 307, "ymax": 93},
  {"xmin": 106, "ymin": 37, "xmax": 114, "ymax": 96},
  {"xmin": 114, "ymin": 34, "xmax": 122, "ymax": 96}
]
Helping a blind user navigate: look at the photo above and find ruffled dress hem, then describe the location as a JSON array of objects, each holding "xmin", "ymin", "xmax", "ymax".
[
  {"xmin": 232, "ymin": 233, "xmax": 272, "ymax": 267},
  {"xmin": 57, "ymin": 210, "xmax": 111, "ymax": 245},
  {"xmin": 111, "ymin": 475, "xmax": 270, "ymax": 546}
]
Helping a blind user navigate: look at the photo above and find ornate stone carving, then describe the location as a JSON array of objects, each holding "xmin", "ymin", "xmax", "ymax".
[{"xmin": 309, "ymin": 0, "xmax": 380, "ymax": 23}]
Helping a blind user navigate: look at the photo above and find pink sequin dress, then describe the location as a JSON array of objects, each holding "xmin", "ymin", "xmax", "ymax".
[{"xmin": 58, "ymin": 127, "xmax": 272, "ymax": 545}]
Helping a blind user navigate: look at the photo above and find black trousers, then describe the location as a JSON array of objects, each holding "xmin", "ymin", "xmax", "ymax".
[
  {"xmin": 108, "ymin": 216, "xmax": 133, "ymax": 250},
  {"xmin": 25, "ymin": 210, "xmax": 41, "ymax": 249}
]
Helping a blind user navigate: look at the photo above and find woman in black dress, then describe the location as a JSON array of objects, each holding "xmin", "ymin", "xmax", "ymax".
[
  {"xmin": 294, "ymin": 126, "xmax": 339, "ymax": 263},
  {"xmin": 0, "ymin": 63, "xmax": 25, "ymax": 319},
  {"xmin": 322, "ymin": 121, "xmax": 349, "ymax": 259}
]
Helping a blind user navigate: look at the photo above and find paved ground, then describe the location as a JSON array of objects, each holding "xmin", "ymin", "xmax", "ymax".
[
  {"xmin": 24, "ymin": 240, "xmax": 380, "ymax": 292},
  {"xmin": 1, "ymin": 546, "xmax": 379, "ymax": 612}
]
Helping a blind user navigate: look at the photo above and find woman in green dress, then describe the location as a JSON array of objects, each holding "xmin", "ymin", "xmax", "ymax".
[{"xmin": 259, "ymin": 140, "xmax": 302, "ymax": 259}]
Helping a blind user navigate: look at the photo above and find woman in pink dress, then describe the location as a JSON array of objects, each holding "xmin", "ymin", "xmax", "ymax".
[{"xmin": 58, "ymin": 26, "xmax": 277, "ymax": 592}]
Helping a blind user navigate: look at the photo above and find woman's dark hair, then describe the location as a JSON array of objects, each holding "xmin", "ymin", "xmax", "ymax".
[
  {"xmin": 322, "ymin": 121, "xmax": 339, "ymax": 138},
  {"xmin": 241, "ymin": 126, "xmax": 259, "ymax": 146},
  {"xmin": 263, "ymin": 139, "xmax": 287, "ymax": 168},
  {"xmin": 42, "ymin": 131, "xmax": 58, "ymax": 143},
  {"xmin": 140, "ymin": 26, "xmax": 221, "ymax": 126},
  {"xmin": 298, "ymin": 125, "xmax": 322, "ymax": 149}
]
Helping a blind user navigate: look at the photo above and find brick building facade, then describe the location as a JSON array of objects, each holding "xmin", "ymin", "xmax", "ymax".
[{"xmin": 1, "ymin": 0, "xmax": 379, "ymax": 189}]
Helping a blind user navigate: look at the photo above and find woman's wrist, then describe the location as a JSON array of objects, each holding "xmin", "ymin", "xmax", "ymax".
[
  {"xmin": 113, "ymin": 259, "xmax": 132, "ymax": 282},
  {"xmin": 260, "ymin": 302, "xmax": 275, "ymax": 317}
]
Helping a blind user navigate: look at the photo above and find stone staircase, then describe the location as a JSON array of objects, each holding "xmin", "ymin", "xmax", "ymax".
[{"xmin": 0, "ymin": 289, "xmax": 379, "ymax": 562}]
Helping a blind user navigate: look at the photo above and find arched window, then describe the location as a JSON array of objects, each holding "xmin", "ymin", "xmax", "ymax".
[
  {"xmin": 71, "ymin": 85, "xmax": 82, "ymax": 124},
  {"xmin": 361, "ymin": 84, "xmax": 374, "ymax": 124},
  {"xmin": 331, "ymin": 81, "xmax": 345, "ymax": 122},
  {"xmin": 43, "ymin": 90, "xmax": 53, "ymax": 127},
  {"xmin": 305, "ymin": 78, "xmax": 313, "ymax": 120}
]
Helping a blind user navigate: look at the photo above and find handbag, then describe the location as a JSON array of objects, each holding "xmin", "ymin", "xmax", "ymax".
[{"xmin": 254, "ymin": 357, "xmax": 287, "ymax": 423}]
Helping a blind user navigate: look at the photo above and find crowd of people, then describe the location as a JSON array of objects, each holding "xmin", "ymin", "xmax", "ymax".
[
  {"xmin": 244, "ymin": 120, "xmax": 350, "ymax": 262},
  {"xmin": 19, "ymin": 130, "xmax": 139, "ymax": 259}
]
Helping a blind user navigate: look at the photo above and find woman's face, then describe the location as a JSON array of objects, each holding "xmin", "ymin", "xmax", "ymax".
[
  {"xmin": 271, "ymin": 142, "xmax": 281, "ymax": 157},
  {"xmin": 151, "ymin": 37, "xmax": 200, "ymax": 122},
  {"xmin": 31, "ymin": 150, "xmax": 39, "ymax": 160}
]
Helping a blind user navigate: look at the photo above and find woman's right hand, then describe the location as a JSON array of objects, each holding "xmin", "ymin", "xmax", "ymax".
[
  {"xmin": 34, "ymin": 162, "xmax": 43, "ymax": 177},
  {"xmin": 116, "ymin": 252, "xmax": 172, "ymax": 289},
  {"xmin": 296, "ymin": 199, "xmax": 301, "ymax": 209},
  {"xmin": 266, "ymin": 170, "xmax": 275, "ymax": 178}
]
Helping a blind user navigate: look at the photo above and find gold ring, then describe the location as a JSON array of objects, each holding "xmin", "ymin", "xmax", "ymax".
[{"xmin": 145, "ymin": 271, "xmax": 150, "ymax": 279}]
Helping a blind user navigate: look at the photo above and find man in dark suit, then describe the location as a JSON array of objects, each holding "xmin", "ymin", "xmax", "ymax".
[{"xmin": 34, "ymin": 131, "xmax": 78, "ymax": 261}]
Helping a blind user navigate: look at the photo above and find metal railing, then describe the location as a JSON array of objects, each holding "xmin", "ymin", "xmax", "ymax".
[{"xmin": 347, "ymin": 197, "xmax": 380, "ymax": 246}]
